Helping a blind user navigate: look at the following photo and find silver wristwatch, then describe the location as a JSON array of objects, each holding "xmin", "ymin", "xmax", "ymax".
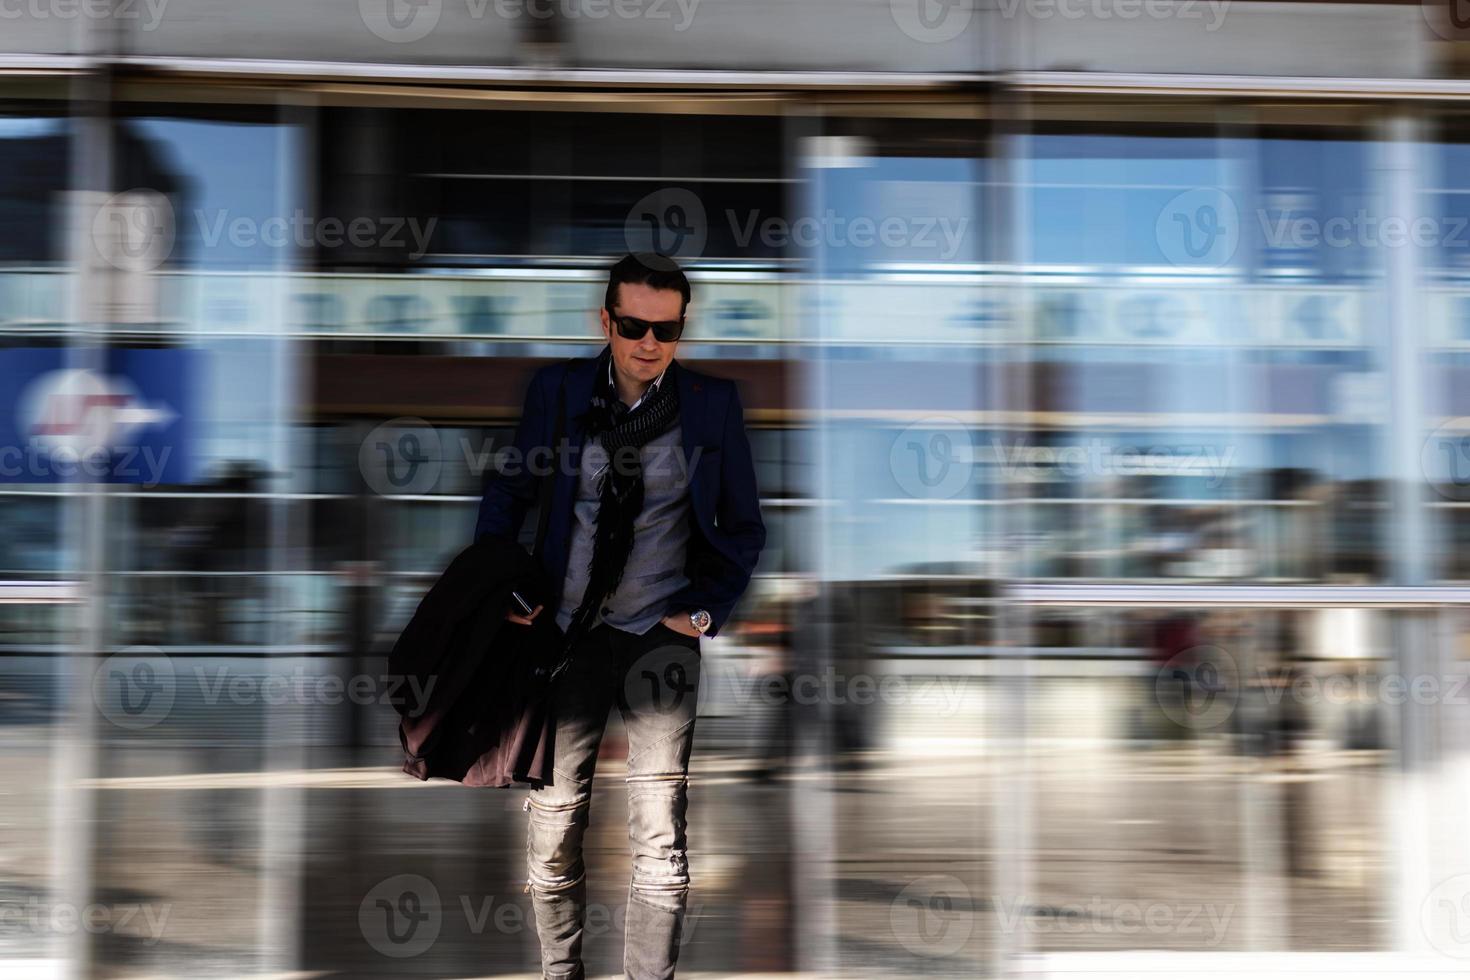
[{"xmin": 688, "ymin": 609, "xmax": 712, "ymax": 635}]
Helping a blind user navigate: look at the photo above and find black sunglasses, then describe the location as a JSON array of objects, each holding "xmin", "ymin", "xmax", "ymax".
[{"xmin": 607, "ymin": 309, "xmax": 685, "ymax": 344}]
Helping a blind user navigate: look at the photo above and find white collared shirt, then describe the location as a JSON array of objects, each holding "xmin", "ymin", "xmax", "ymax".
[
  {"xmin": 592, "ymin": 358, "xmax": 672, "ymax": 481},
  {"xmin": 610, "ymin": 356, "xmax": 668, "ymax": 412}
]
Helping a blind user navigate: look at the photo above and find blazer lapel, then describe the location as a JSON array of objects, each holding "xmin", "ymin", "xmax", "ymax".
[
  {"xmin": 547, "ymin": 352, "xmax": 600, "ymax": 563},
  {"xmin": 563, "ymin": 349, "xmax": 602, "ymax": 472},
  {"xmin": 543, "ymin": 352, "xmax": 599, "ymax": 593},
  {"xmin": 554, "ymin": 347, "xmax": 706, "ymax": 530}
]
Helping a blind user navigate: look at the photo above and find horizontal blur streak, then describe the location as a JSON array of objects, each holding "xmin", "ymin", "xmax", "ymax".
[{"xmin": 1, "ymin": 59, "xmax": 1470, "ymax": 980}]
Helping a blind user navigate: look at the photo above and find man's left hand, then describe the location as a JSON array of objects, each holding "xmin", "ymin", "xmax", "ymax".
[{"xmin": 659, "ymin": 611, "xmax": 702, "ymax": 637}]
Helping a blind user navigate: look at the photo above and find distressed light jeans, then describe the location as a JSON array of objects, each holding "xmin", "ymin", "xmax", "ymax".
[{"xmin": 525, "ymin": 619, "xmax": 703, "ymax": 980}]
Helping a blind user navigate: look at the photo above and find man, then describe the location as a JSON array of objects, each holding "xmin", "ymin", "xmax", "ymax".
[{"xmin": 474, "ymin": 252, "xmax": 767, "ymax": 979}]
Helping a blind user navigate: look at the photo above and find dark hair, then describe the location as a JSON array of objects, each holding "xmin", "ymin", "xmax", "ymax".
[{"xmin": 603, "ymin": 252, "xmax": 691, "ymax": 317}]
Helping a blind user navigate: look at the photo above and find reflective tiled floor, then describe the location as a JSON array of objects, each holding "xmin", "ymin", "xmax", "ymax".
[{"xmin": 0, "ymin": 681, "xmax": 1396, "ymax": 978}]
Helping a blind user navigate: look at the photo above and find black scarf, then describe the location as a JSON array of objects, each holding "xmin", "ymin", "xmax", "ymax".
[{"xmin": 555, "ymin": 346, "xmax": 681, "ymax": 666}]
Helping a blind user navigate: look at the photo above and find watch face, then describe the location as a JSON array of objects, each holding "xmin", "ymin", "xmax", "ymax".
[{"xmin": 691, "ymin": 610, "xmax": 711, "ymax": 632}]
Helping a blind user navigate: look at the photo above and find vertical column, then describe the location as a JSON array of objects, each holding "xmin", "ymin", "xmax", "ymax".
[
  {"xmin": 788, "ymin": 117, "xmax": 841, "ymax": 978},
  {"xmin": 55, "ymin": 53, "xmax": 116, "ymax": 980},
  {"xmin": 991, "ymin": 93, "xmax": 1032, "ymax": 980},
  {"xmin": 258, "ymin": 92, "xmax": 314, "ymax": 978},
  {"xmin": 1225, "ymin": 111, "xmax": 1290, "ymax": 956},
  {"xmin": 1376, "ymin": 112, "xmax": 1440, "ymax": 957},
  {"xmin": 1382, "ymin": 117, "xmax": 1431, "ymax": 590}
]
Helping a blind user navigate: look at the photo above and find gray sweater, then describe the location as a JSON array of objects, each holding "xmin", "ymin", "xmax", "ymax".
[{"xmin": 554, "ymin": 421, "xmax": 694, "ymax": 636}]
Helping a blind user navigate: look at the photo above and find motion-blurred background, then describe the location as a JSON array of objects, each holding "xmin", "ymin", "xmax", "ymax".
[{"xmin": 6, "ymin": 1, "xmax": 1470, "ymax": 977}]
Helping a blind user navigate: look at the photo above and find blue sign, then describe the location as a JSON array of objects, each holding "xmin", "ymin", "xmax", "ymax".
[{"xmin": 0, "ymin": 347, "xmax": 198, "ymax": 485}]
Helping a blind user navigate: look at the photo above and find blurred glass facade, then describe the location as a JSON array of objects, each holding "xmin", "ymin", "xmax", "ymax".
[{"xmin": 5, "ymin": 14, "xmax": 1470, "ymax": 978}]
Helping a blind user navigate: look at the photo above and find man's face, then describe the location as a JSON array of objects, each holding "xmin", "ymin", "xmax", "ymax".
[{"xmin": 599, "ymin": 281, "xmax": 685, "ymax": 387}]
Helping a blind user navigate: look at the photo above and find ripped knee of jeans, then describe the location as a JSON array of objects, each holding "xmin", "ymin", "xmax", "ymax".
[
  {"xmin": 626, "ymin": 771, "xmax": 691, "ymax": 909},
  {"xmin": 630, "ymin": 846, "xmax": 690, "ymax": 912}
]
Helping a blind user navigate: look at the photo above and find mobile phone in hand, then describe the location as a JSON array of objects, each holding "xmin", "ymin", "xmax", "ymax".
[{"xmin": 510, "ymin": 590, "xmax": 536, "ymax": 617}]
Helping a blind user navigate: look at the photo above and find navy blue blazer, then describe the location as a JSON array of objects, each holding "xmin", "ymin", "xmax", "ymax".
[{"xmin": 474, "ymin": 345, "xmax": 767, "ymax": 639}]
